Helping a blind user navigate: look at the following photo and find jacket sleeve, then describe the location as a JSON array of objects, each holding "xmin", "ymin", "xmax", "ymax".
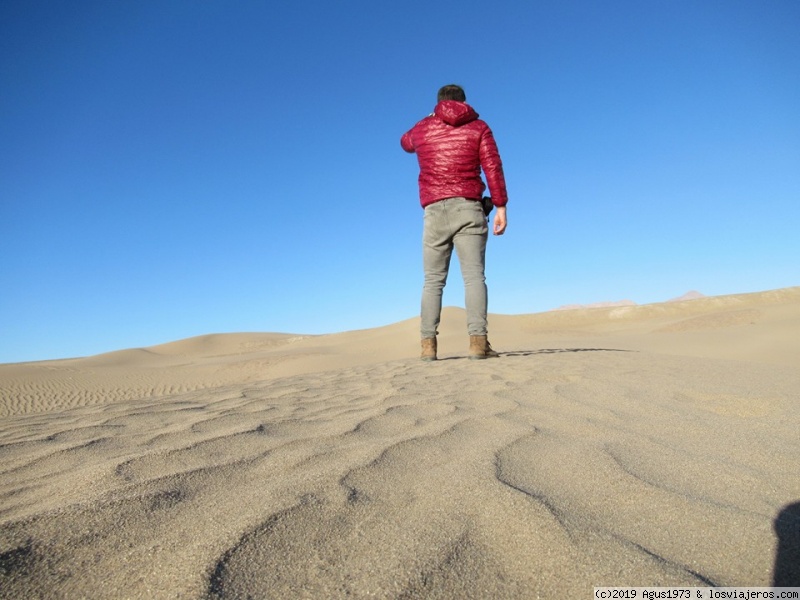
[
  {"xmin": 479, "ymin": 126, "xmax": 508, "ymax": 206},
  {"xmin": 401, "ymin": 129, "xmax": 415, "ymax": 153}
]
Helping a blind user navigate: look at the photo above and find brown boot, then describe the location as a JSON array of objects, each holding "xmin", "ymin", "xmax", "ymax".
[
  {"xmin": 469, "ymin": 335, "xmax": 499, "ymax": 360},
  {"xmin": 421, "ymin": 337, "xmax": 437, "ymax": 361}
]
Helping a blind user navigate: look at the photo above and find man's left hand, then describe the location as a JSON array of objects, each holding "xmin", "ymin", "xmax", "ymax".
[{"xmin": 493, "ymin": 206, "xmax": 507, "ymax": 235}]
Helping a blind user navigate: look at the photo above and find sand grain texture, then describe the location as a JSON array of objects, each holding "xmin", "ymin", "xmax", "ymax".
[{"xmin": 1, "ymin": 287, "xmax": 799, "ymax": 598}]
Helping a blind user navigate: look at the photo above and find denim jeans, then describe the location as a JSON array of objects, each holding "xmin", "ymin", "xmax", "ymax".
[{"xmin": 421, "ymin": 197, "xmax": 488, "ymax": 338}]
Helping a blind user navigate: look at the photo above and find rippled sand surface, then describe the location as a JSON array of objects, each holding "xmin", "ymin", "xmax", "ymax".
[{"xmin": 1, "ymin": 288, "xmax": 799, "ymax": 598}]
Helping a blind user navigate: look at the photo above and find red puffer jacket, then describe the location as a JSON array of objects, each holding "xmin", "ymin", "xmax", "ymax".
[{"xmin": 401, "ymin": 100, "xmax": 508, "ymax": 209}]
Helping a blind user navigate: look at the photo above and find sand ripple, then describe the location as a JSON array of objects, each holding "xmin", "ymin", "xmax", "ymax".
[{"xmin": 2, "ymin": 348, "xmax": 799, "ymax": 598}]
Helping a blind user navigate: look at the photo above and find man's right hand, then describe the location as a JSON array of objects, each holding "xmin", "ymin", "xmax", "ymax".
[{"xmin": 493, "ymin": 206, "xmax": 507, "ymax": 236}]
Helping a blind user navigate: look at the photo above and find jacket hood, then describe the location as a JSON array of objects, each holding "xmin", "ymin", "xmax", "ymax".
[{"xmin": 434, "ymin": 100, "xmax": 479, "ymax": 127}]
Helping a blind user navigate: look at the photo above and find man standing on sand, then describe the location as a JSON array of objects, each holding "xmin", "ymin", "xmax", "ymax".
[{"xmin": 401, "ymin": 84, "xmax": 508, "ymax": 361}]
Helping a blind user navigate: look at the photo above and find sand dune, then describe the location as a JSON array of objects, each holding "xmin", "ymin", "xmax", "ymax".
[{"xmin": 1, "ymin": 287, "xmax": 799, "ymax": 597}]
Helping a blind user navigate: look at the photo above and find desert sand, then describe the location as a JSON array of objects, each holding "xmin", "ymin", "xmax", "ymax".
[{"xmin": 1, "ymin": 287, "xmax": 799, "ymax": 598}]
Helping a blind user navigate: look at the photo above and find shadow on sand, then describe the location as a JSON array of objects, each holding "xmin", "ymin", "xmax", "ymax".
[
  {"xmin": 773, "ymin": 501, "xmax": 800, "ymax": 586},
  {"xmin": 435, "ymin": 348, "xmax": 634, "ymax": 361},
  {"xmin": 500, "ymin": 348, "xmax": 634, "ymax": 357}
]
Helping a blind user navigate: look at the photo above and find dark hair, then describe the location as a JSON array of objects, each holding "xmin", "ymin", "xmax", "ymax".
[{"xmin": 437, "ymin": 84, "xmax": 466, "ymax": 102}]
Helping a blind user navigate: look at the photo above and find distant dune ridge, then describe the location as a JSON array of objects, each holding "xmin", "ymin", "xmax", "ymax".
[
  {"xmin": 554, "ymin": 298, "xmax": 637, "ymax": 310},
  {"xmin": 667, "ymin": 290, "xmax": 706, "ymax": 302},
  {"xmin": 1, "ymin": 286, "xmax": 799, "ymax": 597},
  {"xmin": 554, "ymin": 289, "xmax": 706, "ymax": 310}
]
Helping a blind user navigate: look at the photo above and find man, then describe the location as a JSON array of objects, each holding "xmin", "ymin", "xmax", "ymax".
[{"xmin": 401, "ymin": 84, "xmax": 508, "ymax": 361}]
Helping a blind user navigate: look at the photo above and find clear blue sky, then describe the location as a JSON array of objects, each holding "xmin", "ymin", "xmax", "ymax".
[{"xmin": 2, "ymin": 0, "xmax": 798, "ymax": 364}]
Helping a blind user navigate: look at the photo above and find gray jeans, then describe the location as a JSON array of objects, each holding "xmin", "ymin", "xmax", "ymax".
[{"xmin": 421, "ymin": 197, "xmax": 488, "ymax": 338}]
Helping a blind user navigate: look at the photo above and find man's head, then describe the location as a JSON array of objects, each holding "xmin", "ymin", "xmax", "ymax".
[{"xmin": 437, "ymin": 84, "xmax": 466, "ymax": 103}]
